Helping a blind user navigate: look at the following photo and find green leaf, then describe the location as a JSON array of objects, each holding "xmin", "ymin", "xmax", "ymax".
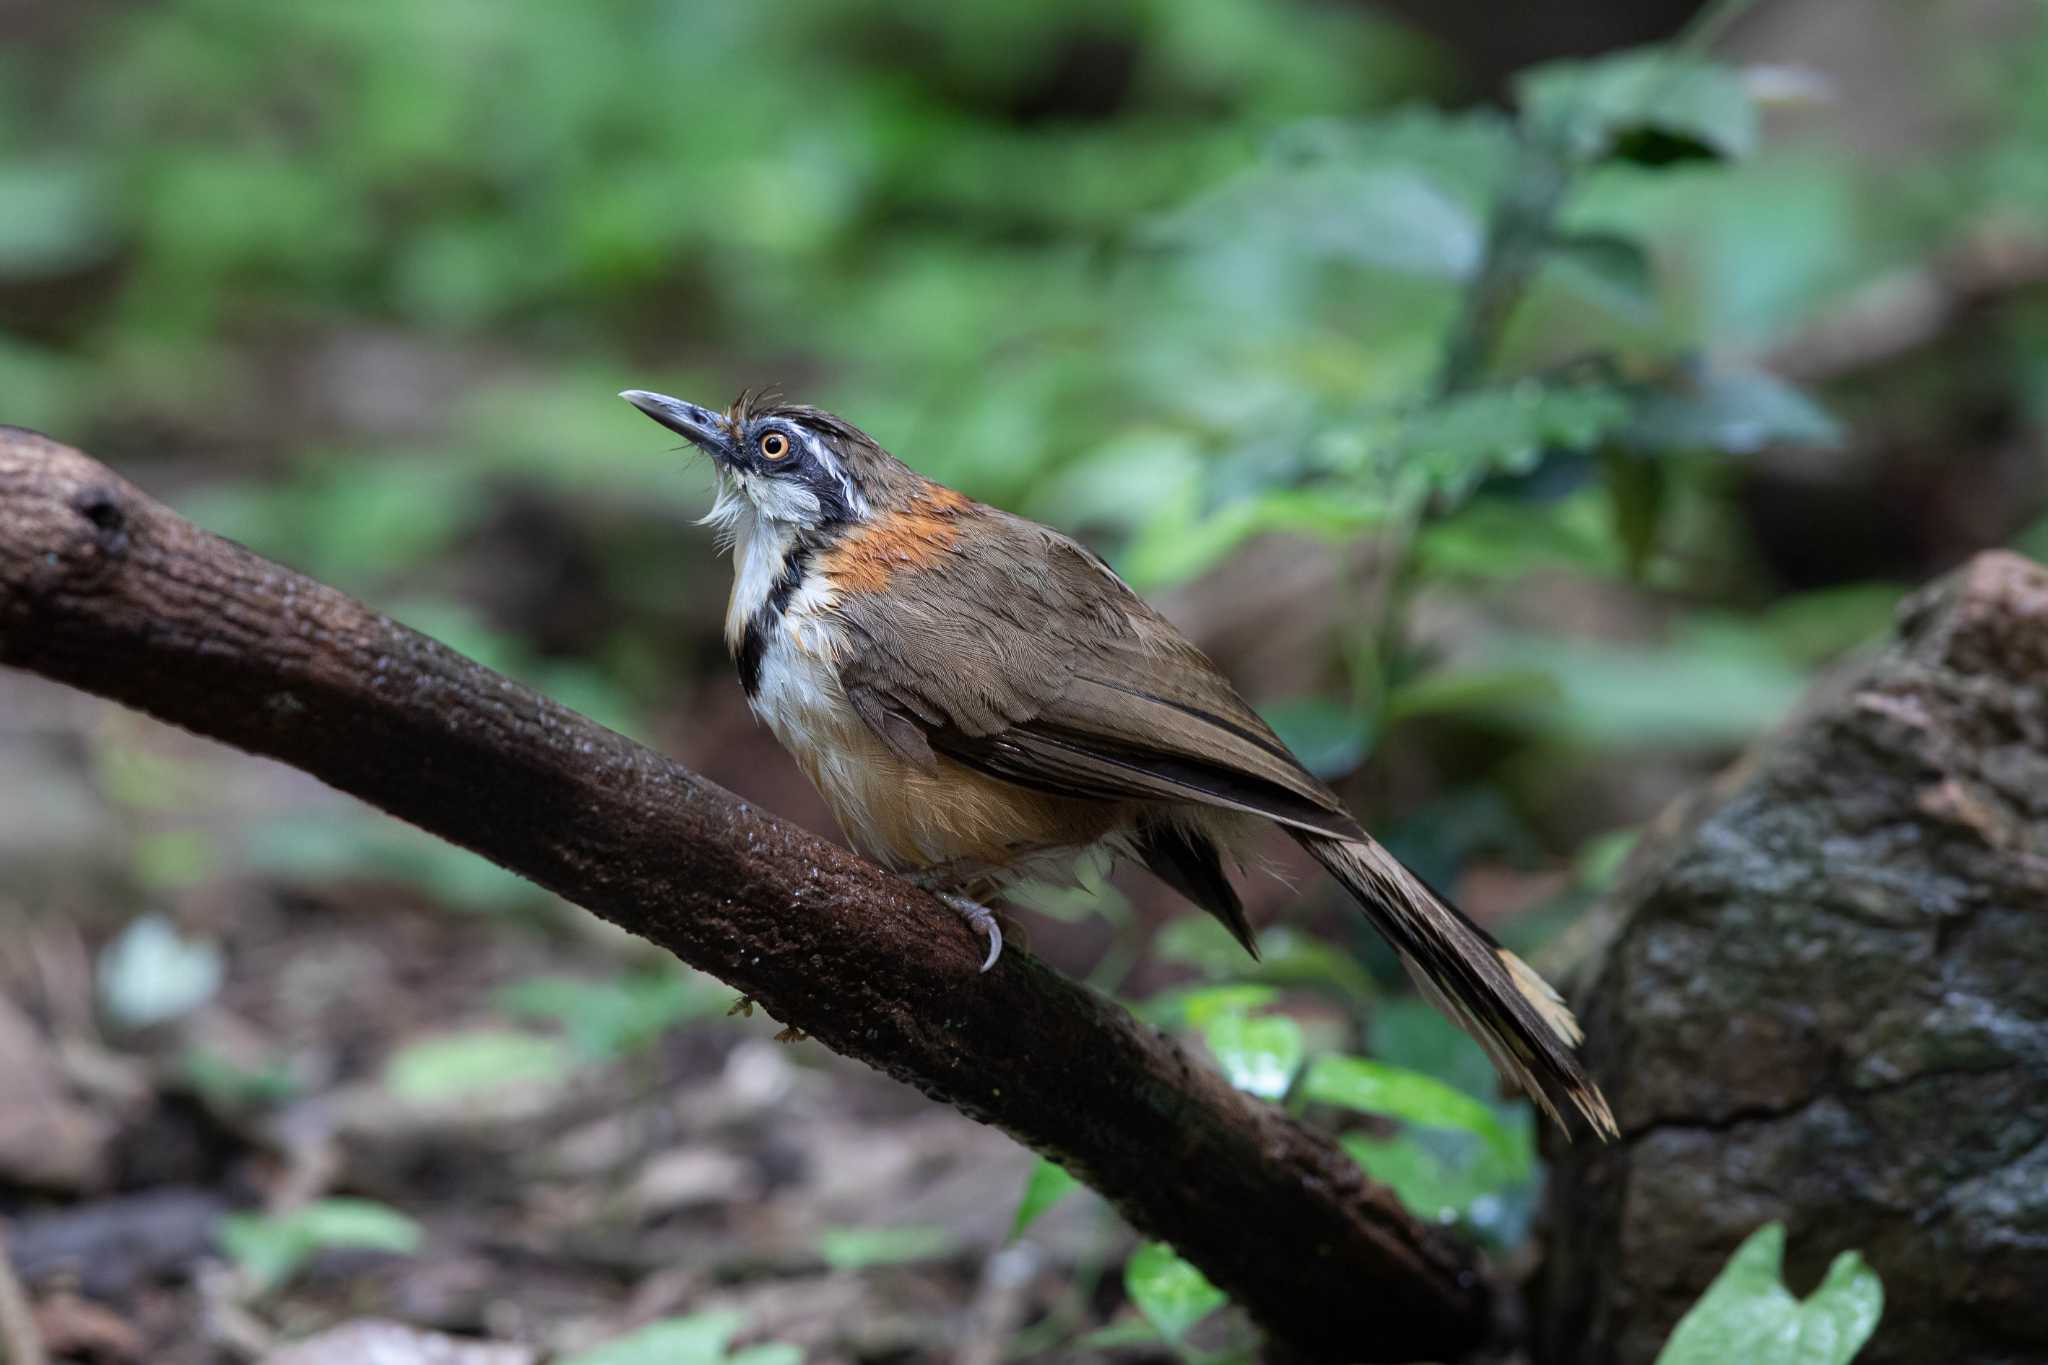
[
  {"xmin": 96, "ymin": 914, "xmax": 224, "ymax": 1029},
  {"xmin": 1149, "ymin": 161, "xmax": 1482, "ymax": 278},
  {"xmin": 558, "ymin": 1311, "xmax": 744, "ymax": 1365},
  {"xmin": 179, "ymin": 1048, "xmax": 299, "ymax": 1109},
  {"xmin": 1303, "ymin": 1055, "xmax": 1527, "ymax": 1178},
  {"xmin": 1259, "ymin": 697, "xmax": 1375, "ymax": 778},
  {"xmin": 725, "ymin": 1347, "xmax": 803, "ymax": 1365},
  {"xmin": 217, "ymin": 1199, "xmax": 422, "ymax": 1295},
  {"xmin": 1011, "ymin": 1157, "xmax": 1082, "ymax": 1239},
  {"xmin": 243, "ymin": 813, "xmax": 541, "ymax": 913},
  {"xmin": 1548, "ymin": 229, "xmax": 1657, "ymax": 322},
  {"xmin": 1655, "ymin": 1223, "xmax": 1884, "ymax": 1365},
  {"xmin": 1140, "ymin": 983, "xmax": 1282, "ymax": 1030},
  {"xmin": 132, "ymin": 829, "xmax": 217, "ymax": 891},
  {"xmin": 817, "ymin": 1224, "xmax": 955, "ymax": 1270},
  {"xmin": 1387, "ymin": 667, "xmax": 1563, "ymax": 722},
  {"xmin": 499, "ymin": 969, "xmax": 727, "ymax": 1059},
  {"xmin": 1072, "ymin": 1317, "xmax": 1168, "ymax": 1350},
  {"xmin": 1602, "ymin": 446, "xmax": 1669, "ymax": 577},
  {"xmin": 1519, "ymin": 50, "xmax": 1759, "ymax": 166},
  {"xmin": 1626, "ymin": 370, "xmax": 1841, "ymax": 457},
  {"xmin": 1121, "ymin": 488, "xmax": 1388, "ymax": 590},
  {"xmin": 1341, "ymin": 1132, "xmax": 1493, "ymax": 1224},
  {"xmin": 0, "ymin": 157, "xmax": 116, "ymax": 275},
  {"xmin": 1575, "ymin": 828, "xmax": 1641, "ymax": 892},
  {"xmin": 1322, "ymin": 383, "xmax": 1635, "ymax": 509},
  {"xmin": 1461, "ymin": 629, "xmax": 1808, "ymax": 748},
  {"xmin": 1125, "ymin": 1243, "xmax": 1227, "ymax": 1343},
  {"xmin": 383, "ymin": 1030, "xmax": 573, "ymax": 1103},
  {"xmin": 1150, "ymin": 918, "xmax": 1377, "ymax": 1001},
  {"xmin": 1417, "ymin": 490, "xmax": 1628, "ymax": 581},
  {"xmin": 1204, "ymin": 1011, "xmax": 1306, "ymax": 1100}
]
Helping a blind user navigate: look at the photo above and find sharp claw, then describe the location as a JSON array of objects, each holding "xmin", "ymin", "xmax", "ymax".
[{"xmin": 940, "ymin": 892, "xmax": 1004, "ymax": 972}]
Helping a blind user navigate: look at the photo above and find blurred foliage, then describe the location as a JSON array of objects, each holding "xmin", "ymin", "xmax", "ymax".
[
  {"xmin": 9, "ymin": 1, "xmax": 2048, "ymax": 1355},
  {"xmin": 217, "ymin": 1198, "xmax": 423, "ymax": 1296},
  {"xmin": 559, "ymin": 1310, "xmax": 802, "ymax": 1365}
]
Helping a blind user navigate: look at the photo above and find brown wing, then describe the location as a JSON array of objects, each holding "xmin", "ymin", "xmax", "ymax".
[{"xmin": 831, "ymin": 504, "xmax": 1362, "ymax": 842}]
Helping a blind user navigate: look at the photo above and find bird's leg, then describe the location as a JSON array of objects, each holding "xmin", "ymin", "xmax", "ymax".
[
  {"xmin": 938, "ymin": 891, "xmax": 1004, "ymax": 973},
  {"xmin": 902, "ymin": 856, "xmax": 991, "ymax": 894},
  {"xmin": 902, "ymin": 841, "xmax": 1072, "ymax": 894}
]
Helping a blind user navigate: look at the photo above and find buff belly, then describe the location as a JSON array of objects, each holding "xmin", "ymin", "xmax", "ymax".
[{"xmin": 747, "ymin": 622, "xmax": 1116, "ymax": 872}]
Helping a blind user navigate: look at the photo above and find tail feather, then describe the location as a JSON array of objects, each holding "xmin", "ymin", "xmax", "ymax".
[{"xmin": 1293, "ymin": 831, "xmax": 1618, "ymax": 1140}]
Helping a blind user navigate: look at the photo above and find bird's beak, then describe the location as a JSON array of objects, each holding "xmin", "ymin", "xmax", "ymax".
[{"xmin": 620, "ymin": 389, "xmax": 732, "ymax": 461}]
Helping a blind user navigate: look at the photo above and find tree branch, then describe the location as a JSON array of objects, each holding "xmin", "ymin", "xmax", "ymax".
[{"xmin": 0, "ymin": 428, "xmax": 1491, "ymax": 1363}]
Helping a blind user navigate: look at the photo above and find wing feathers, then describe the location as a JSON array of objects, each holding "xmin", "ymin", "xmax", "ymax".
[{"xmin": 825, "ymin": 501, "xmax": 1614, "ymax": 1138}]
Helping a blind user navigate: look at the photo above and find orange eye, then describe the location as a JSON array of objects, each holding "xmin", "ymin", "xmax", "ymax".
[{"xmin": 758, "ymin": 431, "xmax": 790, "ymax": 460}]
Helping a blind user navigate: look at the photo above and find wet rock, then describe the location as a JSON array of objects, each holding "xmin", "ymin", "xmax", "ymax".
[{"xmin": 1540, "ymin": 552, "xmax": 2048, "ymax": 1365}]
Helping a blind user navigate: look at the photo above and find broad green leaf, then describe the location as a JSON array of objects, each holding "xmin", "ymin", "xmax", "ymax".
[
  {"xmin": 499, "ymin": 969, "xmax": 726, "ymax": 1059},
  {"xmin": 97, "ymin": 914, "xmax": 224, "ymax": 1029},
  {"xmin": 1655, "ymin": 1223, "xmax": 1884, "ymax": 1365},
  {"xmin": 1752, "ymin": 585, "xmax": 1903, "ymax": 667},
  {"xmin": 1140, "ymin": 984, "xmax": 1281, "ymax": 1030},
  {"xmin": 1342, "ymin": 1132, "xmax": 1493, "ymax": 1224},
  {"xmin": 383, "ymin": 1030, "xmax": 573, "ymax": 1103},
  {"xmin": 817, "ymin": 1224, "xmax": 954, "ymax": 1270},
  {"xmin": 217, "ymin": 1199, "xmax": 422, "ymax": 1294},
  {"xmin": 1121, "ymin": 488, "xmax": 1388, "ymax": 589},
  {"xmin": 1204, "ymin": 1011, "xmax": 1305, "ymax": 1100},
  {"xmin": 1125, "ymin": 1243, "xmax": 1227, "ymax": 1343},
  {"xmin": 1149, "ymin": 161, "xmax": 1482, "ymax": 279},
  {"xmin": 1519, "ymin": 51, "xmax": 1758, "ymax": 166},
  {"xmin": 243, "ymin": 813, "xmax": 540, "ymax": 913},
  {"xmin": 1010, "ymin": 1157, "xmax": 1082, "ymax": 1239},
  {"xmin": 180, "ymin": 1048, "xmax": 299, "ymax": 1109},
  {"xmin": 1547, "ymin": 228, "xmax": 1657, "ymax": 322},
  {"xmin": 1387, "ymin": 667, "xmax": 1562, "ymax": 722},
  {"xmin": 1417, "ymin": 490, "xmax": 1627, "ymax": 581},
  {"xmin": 1321, "ymin": 383, "xmax": 1635, "ymax": 509},
  {"xmin": 1073, "ymin": 1317, "xmax": 1168, "ymax": 1350},
  {"xmin": 1626, "ymin": 370, "xmax": 1841, "ymax": 457},
  {"xmin": 0, "ymin": 157, "xmax": 115, "ymax": 274},
  {"xmin": 1368, "ymin": 997, "xmax": 1506, "ymax": 1103},
  {"xmin": 1259, "ymin": 697, "xmax": 1375, "ymax": 779},
  {"xmin": 558, "ymin": 1311, "xmax": 744, "ymax": 1365},
  {"xmin": 1463, "ymin": 630, "xmax": 1807, "ymax": 748},
  {"xmin": 1150, "ymin": 917, "xmax": 1377, "ymax": 1001},
  {"xmin": 1304, "ymin": 1055, "xmax": 1527, "ymax": 1178}
]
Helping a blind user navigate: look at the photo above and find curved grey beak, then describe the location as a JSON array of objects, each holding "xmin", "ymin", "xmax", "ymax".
[{"xmin": 620, "ymin": 389, "xmax": 730, "ymax": 458}]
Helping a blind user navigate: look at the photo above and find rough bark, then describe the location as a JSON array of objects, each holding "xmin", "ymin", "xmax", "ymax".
[
  {"xmin": 1538, "ymin": 550, "xmax": 2048, "ymax": 1365},
  {"xmin": 0, "ymin": 427, "xmax": 1492, "ymax": 1363}
]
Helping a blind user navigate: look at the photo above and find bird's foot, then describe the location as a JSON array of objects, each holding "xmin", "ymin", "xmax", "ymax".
[
  {"xmin": 904, "ymin": 857, "xmax": 985, "ymax": 893},
  {"xmin": 940, "ymin": 891, "xmax": 1004, "ymax": 973}
]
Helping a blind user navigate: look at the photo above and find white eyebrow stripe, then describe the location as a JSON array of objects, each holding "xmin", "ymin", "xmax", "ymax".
[{"xmin": 797, "ymin": 426, "xmax": 868, "ymax": 519}]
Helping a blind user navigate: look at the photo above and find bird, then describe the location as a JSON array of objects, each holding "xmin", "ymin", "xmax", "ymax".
[{"xmin": 621, "ymin": 387, "xmax": 1617, "ymax": 1139}]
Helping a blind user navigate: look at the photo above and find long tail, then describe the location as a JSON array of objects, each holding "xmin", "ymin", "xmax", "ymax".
[{"xmin": 1293, "ymin": 830, "xmax": 1618, "ymax": 1140}]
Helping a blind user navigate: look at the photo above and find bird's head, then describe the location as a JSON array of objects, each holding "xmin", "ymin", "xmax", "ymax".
[{"xmin": 621, "ymin": 387, "xmax": 904, "ymax": 534}]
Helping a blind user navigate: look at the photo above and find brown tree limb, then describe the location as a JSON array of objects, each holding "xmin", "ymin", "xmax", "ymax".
[{"xmin": 0, "ymin": 428, "xmax": 1491, "ymax": 1363}]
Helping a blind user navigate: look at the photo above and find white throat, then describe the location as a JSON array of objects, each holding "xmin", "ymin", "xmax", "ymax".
[{"xmin": 722, "ymin": 502, "xmax": 797, "ymax": 655}]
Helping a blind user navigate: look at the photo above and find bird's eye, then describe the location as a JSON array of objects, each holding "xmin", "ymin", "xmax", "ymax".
[{"xmin": 758, "ymin": 431, "xmax": 790, "ymax": 460}]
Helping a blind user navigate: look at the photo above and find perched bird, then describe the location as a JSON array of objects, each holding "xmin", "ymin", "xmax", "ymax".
[{"xmin": 622, "ymin": 387, "xmax": 1617, "ymax": 1138}]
